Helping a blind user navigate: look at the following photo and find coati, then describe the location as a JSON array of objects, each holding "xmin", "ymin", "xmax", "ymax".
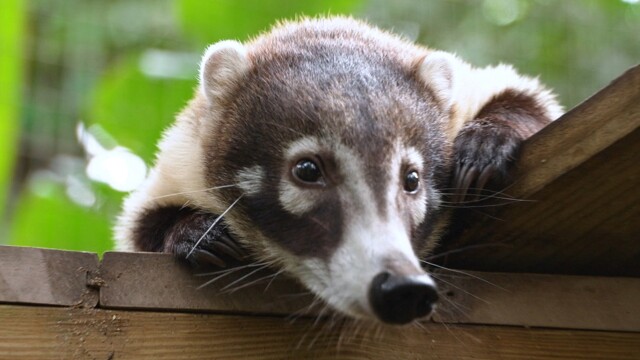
[{"xmin": 115, "ymin": 17, "xmax": 562, "ymax": 325}]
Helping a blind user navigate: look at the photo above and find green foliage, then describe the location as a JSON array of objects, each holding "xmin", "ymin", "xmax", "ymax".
[
  {"xmin": 364, "ymin": 0, "xmax": 640, "ymax": 108},
  {"xmin": 10, "ymin": 181, "xmax": 114, "ymax": 254},
  {"xmin": 177, "ymin": 0, "xmax": 363, "ymax": 45},
  {"xmin": 0, "ymin": 0, "xmax": 23, "ymax": 223},
  {"xmin": 90, "ymin": 56, "xmax": 196, "ymax": 163}
]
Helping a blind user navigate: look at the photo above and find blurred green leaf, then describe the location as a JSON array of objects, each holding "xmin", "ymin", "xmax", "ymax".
[
  {"xmin": 9, "ymin": 181, "xmax": 114, "ymax": 254},
  {"xmin": 90, "ymin": 55, "xmax": 195, "ymax": 163},
  {"xmin": 0, "ymin": 0, "xmax": 24, "ymax": 224},
  {"xmin": 177, "ymin": 0, "xmax": 363, "ymax": 45}
]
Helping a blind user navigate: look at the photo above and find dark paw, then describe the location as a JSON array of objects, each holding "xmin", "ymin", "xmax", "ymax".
[
  {"xmin": 451, "ymin": 122, "xmax": 523, "ymax": 203},
  {"xmin": 163, "ymin": 210, "xmax": 248, "ymax": 269},
  {"xmin": 184, "ymin": 229, "xmax": 247, "ymax": 268}
]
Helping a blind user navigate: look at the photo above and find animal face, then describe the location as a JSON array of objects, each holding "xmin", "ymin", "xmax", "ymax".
[
  {"xmin": 222, "ymin": 134, "xmax": 445, "ymax": 324},
  {"xmin": 118, "ymin": 17, "xmax": 561, "ymax": 326},
  {"xmin": 198, "ymin": 23, "xmax": 452, "ymax": 324}
]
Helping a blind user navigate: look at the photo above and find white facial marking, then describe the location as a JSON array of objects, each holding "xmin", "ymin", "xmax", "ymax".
[
  {"xmin": 293, "ymin": 142, "xmax": 431, "ymax": 320},
  {"xmin": 236, "ymin": 165, "xmax": 265, "ymax": 196},
  {"xmin": 279, "ymin": 136, "xmax": 323, "ymax": 216},
  {"xmin": 404, "ymin": 147, "xmax": 424, "ymax": 173},
  {"xmin": 285, "ymin": 136, "xmax": 321, "ymax": 159}
]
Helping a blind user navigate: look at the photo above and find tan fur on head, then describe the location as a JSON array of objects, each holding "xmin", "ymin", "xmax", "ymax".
[
  {"xmin": 418, "ymin": 50, "xmax": 458, "ymax": 111},
  {"xmin": 199, "ymin": 40, "xmax": 249, "ymax": 104}
]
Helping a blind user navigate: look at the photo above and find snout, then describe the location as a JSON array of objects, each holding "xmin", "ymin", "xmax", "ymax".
[{"xmin": 368, "ymin": 271, "xmax": 438, "ymax": 324}]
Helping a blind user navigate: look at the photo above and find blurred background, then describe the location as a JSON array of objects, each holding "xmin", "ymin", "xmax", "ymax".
[{"xmin": 0, "ymin": 0, "xmax": 638, "ymax": 254}]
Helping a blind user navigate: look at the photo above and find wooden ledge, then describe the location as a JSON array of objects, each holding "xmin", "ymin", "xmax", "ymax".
[
  {"xmin": 0, "ymin": 246, "xmax": 98, "ymax": 307},
  {"xmin": 2, "ymin": 246, "xmax": 639, "ymax": 333},
  {"xmin": 2, "ymin": 305, "xmax": 639, "ymax": 360},
  {"xmin": 440, "ymin": 64, "xmax": 640, "ymax": 276}
]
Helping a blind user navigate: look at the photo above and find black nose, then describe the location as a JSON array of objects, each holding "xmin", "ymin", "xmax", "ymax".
[{"xmin": 369, "ymin": 271, "xmax": 439, "ymax": 325}]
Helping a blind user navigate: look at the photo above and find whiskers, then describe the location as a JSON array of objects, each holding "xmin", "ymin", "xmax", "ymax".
[
  {"xmin": 423, "ymin": 243, "xmax": 512, "ymax": 262},
  {"xmin": 186, "ymin": 193, "xmax": 244, "ymax": 259},
  {"xmin": 294, "ymin": 306, "xmax": 356, "ymax": 351},
  {"xmin": 150, "ymin": 184, "xmax": 240, "ymax": 200},
  {"xmin": 420, "ymin": 260, "xmax": 508, "ymax": 292},
  {"xmin": 438, "ymin": 186, "xmax": 535, "ymax": 209},
  {"xmin": 195, "ymin": 260, "xmax": 276, "ymax": 291},
  {"xmin": 417, "ymin": 257, "xmax": 512, "ymax": 346}
]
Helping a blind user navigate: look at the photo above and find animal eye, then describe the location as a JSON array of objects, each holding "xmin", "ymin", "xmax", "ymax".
[
  {"xmin": 293, "ymin": 159, "xmax": 322, "ymax": 183},
  {"xmin": 404, "ymin": 170, "xmax": 420, "ymax": 193}
]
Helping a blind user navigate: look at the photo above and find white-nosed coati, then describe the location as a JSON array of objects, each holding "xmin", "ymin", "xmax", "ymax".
[{"xmin": 115, "ymin": 17, "xmax": 562, "ymax": 325}]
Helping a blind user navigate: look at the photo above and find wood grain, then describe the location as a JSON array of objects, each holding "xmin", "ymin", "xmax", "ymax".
[
  {"xmin": 1, "ymin": 304, "xmax": 639, "ymax": 360},
  {"xmin": 439, "ymin": 65, "xmax": 640, "ymax": 276},
  {"xmin": 511, "ymin": 64, "xmax": 640, "ymax": 197},
  {"xmin": 99, "ymin": 251, "xmax": 315, "ymax": 315},
  {"xmin": 98, "ymin": 251, "xmax": 640, "ymax": 332},
  {"xmin": 433, "ymin": 270, "xmax": 640, "ymax": 332},
  {"xmin": 0, "ymin": 246, "xmax": 98, "ymax": 307}
]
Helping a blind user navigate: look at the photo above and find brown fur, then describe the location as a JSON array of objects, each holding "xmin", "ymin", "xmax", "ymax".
[
  {"xmin": 197, "ymin": 18, "xmax": 451, "ymax": 259},
  {"xmin": 118, "ymin": 17, "xmax": 561, "ymax": 324}
]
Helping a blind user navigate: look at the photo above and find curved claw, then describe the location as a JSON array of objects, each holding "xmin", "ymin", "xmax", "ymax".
[
  {"xmin": 191, "ymin": 249, "xmax": 227, "ymax": 268},
  {"xmin": 454, "ymin": 162, "xmax": 480, "ymax": 203},
  {"xmin": 474, "ymin": 164, "xmax": 496, "ymax": 200},
  {"xmin": 460, "ymin": 166, "xmax": 479, "ymax": 201},
  {"xmin": 451, "ymin": 121, "xmax": 523, "ymax": 204},
  {"xmin": 209, "ymin": 237, "xmax": 246, "ymax": 261},
  {"xmin": 453, "ymin": 162, "xmax": 470, "ymax": 203}
]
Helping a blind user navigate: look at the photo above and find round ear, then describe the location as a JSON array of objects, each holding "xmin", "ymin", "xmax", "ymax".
[
  {"xmin": 417, "ymin": 51, "xmax": 464, "ymax": 110},
  {"xmin": 199, "ymin": 40, "xmax": 249, "ymax": 103}
]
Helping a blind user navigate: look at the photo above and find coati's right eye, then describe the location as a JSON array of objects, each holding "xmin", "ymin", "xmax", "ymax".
[
  {"xmin": 403, "ymin": 170, "xmax": 420, "ymax": 193},
  {"xmin": 293, "ymin": 159, "xmax": 323, "ymax": 184}
]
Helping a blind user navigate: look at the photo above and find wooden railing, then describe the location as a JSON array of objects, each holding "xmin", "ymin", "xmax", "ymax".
[{"xmin": 1, "ymin": 65, "xmax": 638, "ymax": 359}]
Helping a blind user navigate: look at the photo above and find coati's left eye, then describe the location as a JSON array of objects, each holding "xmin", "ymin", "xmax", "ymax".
[
  {"xmin": 293, "ymin": 159, "xmax": 323, "ymax": 184},
  {"xmin": 404, "ymin": 170, "xmax": 420, "ymax": 193}
]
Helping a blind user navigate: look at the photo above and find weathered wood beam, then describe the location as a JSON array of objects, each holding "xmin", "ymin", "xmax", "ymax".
[
  {"xmin": 1, "ymin": 305, "xmax": 639, "ymax": 360},
  {"xmin": 439, "ymin": 65, "xmax": 640, "ymax": 276},
  {"xmin": 2, "ymin": 247, "xmax": 637, "ymax": 333},
  {"xmin": 0, "ymin": 246, "xmax": 98, "ymax": 307},
  {"xmin": 97, "ymin": 251, "xmax": 640, "ymax": 332}
]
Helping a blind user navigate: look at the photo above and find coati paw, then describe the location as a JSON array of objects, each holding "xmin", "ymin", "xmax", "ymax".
[
  {"xmin": 451, "ymin": 121, "xmax": 523, "ymax": 203},
  {"xmin": 164, "ymin": 212, "xmax": 248, "ymax": 269},
  {"xmin": 186, "ymin": 229, "xmax": 247, "ymax": 269}
]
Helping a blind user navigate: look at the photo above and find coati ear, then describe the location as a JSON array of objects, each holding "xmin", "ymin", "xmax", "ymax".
[
  {"xmin": 417, "ymin": 51, "xmax": 465, "ymax": 110},
  {"xmin": 199, "ymin": 40, "xmax": 249, "ymax": 103}
]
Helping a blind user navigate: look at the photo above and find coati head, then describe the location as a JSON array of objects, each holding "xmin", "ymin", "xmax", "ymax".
[
  {"xmin": 175, "ymin": 18, "xmax": 462, "ymax": 325},
  {"xmin": 119, "ymin": 15, "xmax": 561, "ymax": 324}
]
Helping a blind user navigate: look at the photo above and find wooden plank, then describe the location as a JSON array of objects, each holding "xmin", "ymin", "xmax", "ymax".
[
  {"xmin": 1, "ymin": 304, "xmax": 639, "ymax": 360},
  {"xmin": 99, "ymin": 251, "xmax": 315, "ymax": 315},
  {"xmin": 511, "ymin": 64, "xmax": 640, "ymax": 197},
  {"xmin": 439, "ymin": 65, "xmax": 640, "ymax": 276},
  {"xmin": 433, "ymin": 270, "xmax": 640, "ymax": 332},
  {"xmin": 0, "ymin": 245, "xmax": 98, "ymax": 307},
  {"xmin": 99, "ymin": 251, "xmax": 640, "ymax": 332}
]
